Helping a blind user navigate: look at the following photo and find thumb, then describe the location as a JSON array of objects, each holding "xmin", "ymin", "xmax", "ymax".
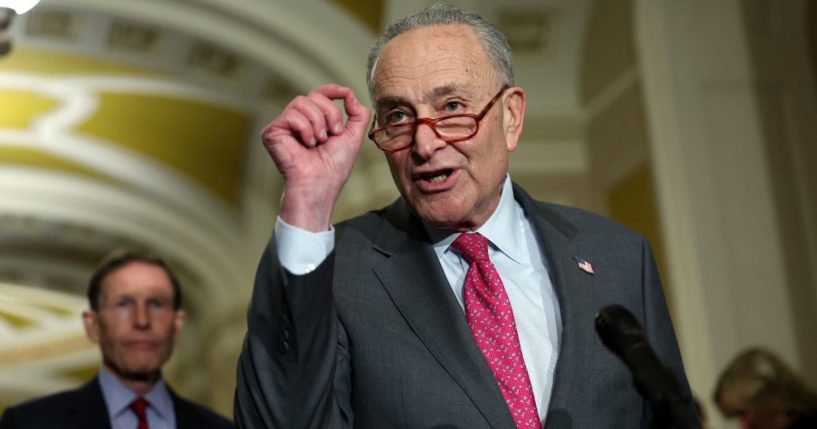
[{"xmin": 342, "ymin": 91, "xmax": 372, "ymax": 138}]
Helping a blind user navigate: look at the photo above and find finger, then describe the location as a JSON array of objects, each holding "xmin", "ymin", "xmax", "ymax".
[
  {"xmin": 290, "ymin": 95, "xmax": 333, "ymax": 145},
  {"xmin": 340, "ymin": 91, "xmax": 372, "ymax": 138},
  {"xmin": 313, "ymin": 83, "xmax": 355, "ymax": 100},
  {"xmin": 312, "ymin": 84, "xmax": 361, "ymax": 136},
  {"xmin": 306, "ymin": 91, "xmax": 344, "ymax": 138},
  {"xmin": 267, "ymin": 106, "xmax": 317, "ymax": 148},
  {"xmin": 303, "ymin": 88, "xmax": 346, "ymax": 140},
  {"xmin": 311, "ymin": 85, "xmax": 371, "ymax": 138}
]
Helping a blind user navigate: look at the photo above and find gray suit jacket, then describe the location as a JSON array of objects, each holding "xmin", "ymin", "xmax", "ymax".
[{"xmin": 235, "ymin": 184, "xmax": 696, "ymax": 428}]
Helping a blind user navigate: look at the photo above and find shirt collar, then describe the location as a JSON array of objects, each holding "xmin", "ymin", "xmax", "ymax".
[
  {"xmin": 425, "ymin": 175, "xmax": 524, "ymax": 264},
  {"xmin": 98, "ymin": 367, "xmax": 174, "ymax": 420}
]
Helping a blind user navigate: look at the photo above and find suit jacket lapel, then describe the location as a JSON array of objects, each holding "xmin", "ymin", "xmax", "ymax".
[
  {"xmin": 67, "ymin": 378, "xmax": 113, "ymax": 429},
  {"xmin": 513, "ymin": 185, "xmax": 598, "ymax": 423},
  {"xmin": 171, "ymin": 389, "xmax": 196, "ymax": 429},
  {"xmin": 369, "ymin": 188, "xmax": 596, "ymax": 427},
  {"xmin": 370, "ymin": 200, "xmax": 516, "ymax": 429}
]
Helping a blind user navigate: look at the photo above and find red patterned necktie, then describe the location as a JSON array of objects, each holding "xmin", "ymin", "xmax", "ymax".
[
  {"xmin": 130, "ymin": 397, "xmax": 149, "ymax": 429},
  {"xmin": 452, "ymin": 233, "xmax": 540, "ymax": 429}
]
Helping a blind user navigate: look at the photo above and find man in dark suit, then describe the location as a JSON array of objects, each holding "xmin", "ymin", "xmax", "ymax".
[
  {"xmin": 0, "ymin": 249, "xmax": 232, "ymax": 429},
  {"xmin": 235, "ymin": 3, "xmax": 698, "ymax": 428}
]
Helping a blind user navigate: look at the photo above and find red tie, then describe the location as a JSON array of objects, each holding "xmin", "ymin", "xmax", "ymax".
[
  {"xmin": 452, "ymin": 233, "xmax": 540, "ymax": 429},
  {"xmin": 130, "ymin": 397, "xmax": 149, "ymax": 429}
]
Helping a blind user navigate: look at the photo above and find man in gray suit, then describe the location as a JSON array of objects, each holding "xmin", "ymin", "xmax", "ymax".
[{"xmin": 235, "ymin": 3, "xmax": 697, "ymax": 428}]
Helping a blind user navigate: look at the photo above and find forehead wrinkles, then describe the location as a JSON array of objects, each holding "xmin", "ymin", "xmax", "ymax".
[
  {"xmin": 374, "ymin": 54, "xmax": 479, "ymax": 86},
  {"xmin": 374, "ymin": 64, "xmax": 480, "ymax": 101},
  {"xmin": 373, "ymin": 61, "xmax": 497, "ymax": 108}
]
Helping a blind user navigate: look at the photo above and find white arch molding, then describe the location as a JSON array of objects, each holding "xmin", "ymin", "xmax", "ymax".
[
  {"xmin": 1, "ymin": 0, "xmax": 389, "ymax": 413},
  {"xmin": 50, "ymin": 0, "xmax": 374, "ymax": 95}
]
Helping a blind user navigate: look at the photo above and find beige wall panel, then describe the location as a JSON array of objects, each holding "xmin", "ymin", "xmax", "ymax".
[{"xmin": 580, "ymin": 0, "xmax": 635, "ymax": 105}]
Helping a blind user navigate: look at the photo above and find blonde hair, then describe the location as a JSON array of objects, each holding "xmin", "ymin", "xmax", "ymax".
[{"xmin": 714, "ymin": 348, "xmax": 817, "ymax": 418}]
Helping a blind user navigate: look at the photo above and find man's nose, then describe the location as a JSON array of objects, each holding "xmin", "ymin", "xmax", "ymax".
[
  {"xmin": 411, "ymin": 121, "xmax": 447, "ymax": 159},
  {"xmin": 133, "ymin": 303, "xmax": 150, "ymax": 329}
]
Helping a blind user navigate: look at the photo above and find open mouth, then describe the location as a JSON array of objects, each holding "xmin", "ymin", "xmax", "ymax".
[{"xmin": 420, "ymin": 169, "xmax": 453, "ymax": 183}]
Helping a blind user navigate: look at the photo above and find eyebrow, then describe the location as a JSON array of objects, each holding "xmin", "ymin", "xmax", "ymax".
[
  {"xmin": 109, "ymin": 292, "xmax": 172, "ymax": 301},
  {"xmin": 374, "ymin": 95, "xmax": 407, "ymax": 111},
  {"xmin": 429, "ymin": 84, "xmax": 463, "ymax": 100}
]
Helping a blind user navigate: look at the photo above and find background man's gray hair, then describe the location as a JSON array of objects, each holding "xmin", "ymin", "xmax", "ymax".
[{"xmin": 366, "ymin": 2, "xmax": 515, "ymax": 99}]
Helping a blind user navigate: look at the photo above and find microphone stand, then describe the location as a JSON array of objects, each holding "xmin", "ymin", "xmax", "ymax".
[{"xmin": 595, "ymin": 305, "xmax": 699, "ymax": 429}]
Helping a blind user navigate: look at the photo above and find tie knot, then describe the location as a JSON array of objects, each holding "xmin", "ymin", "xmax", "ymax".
[
  {"xmin": 452, "ymin": 233, "xmax": 490, "ymax": 264},
  {"xmin": 130, "ymin": 397, "xmax": 149, "ymax": 418}
]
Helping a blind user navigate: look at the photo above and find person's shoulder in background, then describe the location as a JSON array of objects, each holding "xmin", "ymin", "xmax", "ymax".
[
  {"xmin": 0, "ymin": 381, "xmax": 100, "ymax": 429},
  {"xmin": 173, "ymin": 393, "xmax": 233, "ymax": 429}
]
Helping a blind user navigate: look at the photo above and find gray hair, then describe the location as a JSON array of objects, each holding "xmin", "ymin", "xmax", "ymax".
[{"xmin": 366, "ymin": 2, "xmax": 514, "ymax": 98}]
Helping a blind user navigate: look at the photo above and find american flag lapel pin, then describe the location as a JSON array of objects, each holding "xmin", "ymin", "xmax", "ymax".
[{"xmin": 573, "ymin": 257, "xmax": 595, "ymax": 275}]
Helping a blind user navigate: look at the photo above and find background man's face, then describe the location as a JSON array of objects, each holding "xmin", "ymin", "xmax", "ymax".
[
  {"xmin": 83, "ymin": 261, "xmax": 185, "ymax": 381},
  {"xmin": 372, "ymin": 24, "xmax": 524, "ymax": 231}
]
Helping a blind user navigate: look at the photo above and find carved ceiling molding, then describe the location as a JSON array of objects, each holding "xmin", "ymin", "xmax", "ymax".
[
  {"xmin": 13, "ymin": 3, "xmax": 299, "ymax": 105},
  {"xmin": 0, "ymin": 282, "xmax": 98, "ymax": 404}
]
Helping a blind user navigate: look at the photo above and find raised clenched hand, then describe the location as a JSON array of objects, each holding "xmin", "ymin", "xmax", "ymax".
[{"xmin": 261, "ymin": 84, "xmax": 371, "ymax": 232}]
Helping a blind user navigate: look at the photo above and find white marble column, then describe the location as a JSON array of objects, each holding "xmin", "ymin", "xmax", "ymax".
[{"xmin": 635, "ymin": 0, "xmax": 817, "ymax": 425}]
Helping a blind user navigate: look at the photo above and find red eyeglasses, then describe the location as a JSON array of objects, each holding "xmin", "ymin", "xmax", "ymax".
[{"xmin": 368, "ymin": 85, "xmax": 510, "ymax": 153}]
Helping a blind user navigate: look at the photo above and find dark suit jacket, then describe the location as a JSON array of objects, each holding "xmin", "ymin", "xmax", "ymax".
[
  {"xmin": 235, "ymin": 184, "xmax": 698, "ymax": 428},
  {"xmin": 0, "ymin": 376, "xmax": 233, "ymax": 429}
]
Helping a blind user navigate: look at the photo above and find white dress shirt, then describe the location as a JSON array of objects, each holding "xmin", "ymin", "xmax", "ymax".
[{"xmin": 275, "ymin": 175, "xmax": 562, "ymax": 421}]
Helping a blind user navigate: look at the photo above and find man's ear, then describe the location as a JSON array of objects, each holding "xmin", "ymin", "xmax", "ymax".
[
  {"xmin": 502, "ymin": 86, "xmax": 526, "ymax": 152},
  {"xmin": 82, "ymin": 310, "xmax": 100, "ymax": 344},
  {"xmin": 173, "ymin": 309, "xmax": 186, "ymax": 341}
]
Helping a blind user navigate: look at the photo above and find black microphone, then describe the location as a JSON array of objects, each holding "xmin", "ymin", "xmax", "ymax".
[{"xmin": 595, "ymin": 305, "xmax": 698, "ymax": 429}]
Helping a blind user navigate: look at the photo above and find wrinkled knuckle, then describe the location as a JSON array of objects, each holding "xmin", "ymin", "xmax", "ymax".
[
  {"xmin": 260, "ymin": 127, "xmax": 274, "ymax": 143},
  {"xmin": 289, "ymin": 95, "xmax": 309, "ymax": 108}
]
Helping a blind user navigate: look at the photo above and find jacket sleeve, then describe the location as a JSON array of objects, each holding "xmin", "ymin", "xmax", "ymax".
[
  {"xmin": 234, "ymin": 236, "xmax": 351, "ymax": 428},
  {"xmin": 640, "ymin": 237, "xmax": 701, "ymax": 428}
]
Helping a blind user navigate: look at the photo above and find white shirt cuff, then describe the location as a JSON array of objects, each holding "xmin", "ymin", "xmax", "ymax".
[{"xmin": 274, "ymin": 216, "xmax": 335, "ymax": 275}]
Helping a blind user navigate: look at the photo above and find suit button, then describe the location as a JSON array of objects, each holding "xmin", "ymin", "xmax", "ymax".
[
  {"xmin": 277, "ymin": 315, "xmax": 291, "ymax": 353},
  {"xmin": 278, "ymin": 315, "xmax": 291, "ymax": 340}
]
